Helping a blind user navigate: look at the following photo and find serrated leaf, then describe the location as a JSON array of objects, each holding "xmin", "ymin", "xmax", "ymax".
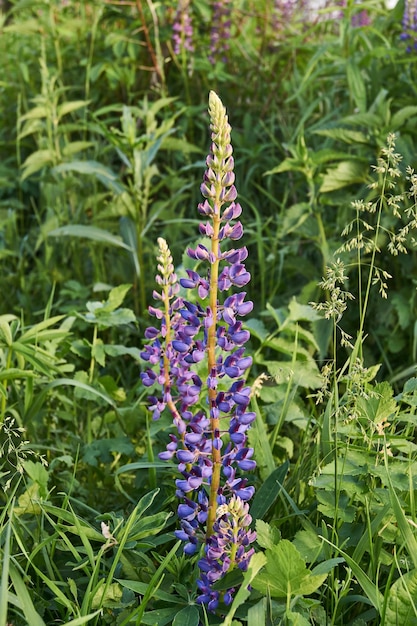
[
  {"xmin": 288, "ymin": 298, "xmax": 322, "ymax": 323},
  {"xmin": 256, "ymin": 519, "xmax": 281, "ymax": 550},
  {"xmin": 260, "ymin": 360, "xmax": 322, "ymax": 389},
  {"xmin": 252, "ymin": 541, "xmax": 327, "ymax": 599},
  {"xmin": 285, "ymin": 611, "xmax": 310, "ymax": 626},
  {"xmin": 293, "ymin": 528, "xmax": 323, "ymax": 563},
  {"xmin": 356, "ymin": 381, "xmax": 396, "ymax": 424}
]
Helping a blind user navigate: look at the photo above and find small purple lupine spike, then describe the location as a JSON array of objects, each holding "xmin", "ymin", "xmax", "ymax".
[{"xmin": 141, "ymin": 92, "xmax": 256, "ymax": 612}]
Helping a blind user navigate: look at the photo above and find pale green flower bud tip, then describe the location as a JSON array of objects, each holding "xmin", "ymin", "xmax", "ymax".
[{"xmin": 208, "ymin": 90, "xmax": 230, "ymax": 145}]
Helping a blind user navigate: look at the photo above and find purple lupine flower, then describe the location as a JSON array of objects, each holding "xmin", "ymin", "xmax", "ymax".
[
  {"xmin": 351, "ymin": 9, "xmax": 370, "ymax": 27},
  {"xmin": 141, "ymin": 91, "xmax": 256, "ymax": 611},
  {"xmin": 172, "ymin": 0, "xmax": 194, "ymax": 55},
  {"xmin": 209, "ymin": 0, "xmax": 232, "ymax": 64},
  {"xmin": 196, "ymin": 495, "xmax": 256, "ymax": 610},
  {"xmin": 401, "ymin": 0, "xmax": 417, "ymax": 51},
  {"xmin": 271, "ymin": 0, "xmax": 294, "ymax": 33}
]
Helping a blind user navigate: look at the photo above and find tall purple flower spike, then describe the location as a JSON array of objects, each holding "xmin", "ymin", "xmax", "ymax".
[{"xmin": 141, "ymin": 91, "xmax": 256, "ymax": 610}]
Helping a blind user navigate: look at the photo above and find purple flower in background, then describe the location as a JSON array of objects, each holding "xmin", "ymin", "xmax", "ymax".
[
  {"xmin": 351, "ymin": 9, "xmax": 370, "ymax": 27},
  {"xmin": 141, "ymin": 91, "xmax": 256, "ymax": 611},
  {"xmin": 172, "ymin": 0, "xmax": 194, "ymax": 55},
  {"xmin": 401, "ymin": 0, "xmax": 417, "ymax": 51},
  {"xmin": 209, "ymin": 0, "xmax": 232, "ymax": 64}
]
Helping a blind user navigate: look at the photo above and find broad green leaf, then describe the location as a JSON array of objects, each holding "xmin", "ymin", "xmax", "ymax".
[
  {"xmin": 117, "ymin": 580, "xmax": 180, "ymax": 604},
  {"xmin": 252, "ymin": 541, "xmax": 326, "ymax": 599},
  {"xmin": 293, "ymin": 527, "xmax": 324, "ymax": 563},
  {"xmin": 48, "ymin": 224, "xmax": 133, "ymax": 251},
  {"xmin": 103, "ymin": 344, "xmax": 142, "ymax": 361},
  {"xmin": 346, "ymin": 59, "xmax": 367, "ymax": 113},
  {"xmin": 250, "ymin": 462, "xmax": 289, "ymax": 520},
  {"xmin": 57, "ymin": 99, "xmax": 90, "ymax": 119},
  {"xmin": 288, "ymin": 298, "xmax": 322, "ymax": 323},
  {"xmin": 245, "ymin": 318, "xmax": 269, "ymax": 342},
  {"xmin": 140, "ymin": 608, "xmax": 182, "ymax": 626},
  {"xmin": 314, "ymin": 127, "xmax": 369, "ymax": 145},
  {"xmin": 21, "ymin": 149, "xmax": 55, "ymax": 180},
  {"xmin": 260, "ymin": 359, "xmax": 322, "ymax": 389},
  {"xmin": 101, "ymin": 284, "xmax": 132, "ymax": 313},
  {"xmin": 172, "ymin": 606, "xmax": 200, "ymax": 626},
  {"xmin": 13, "ymin": 483, "xmax": 43, "ymax": 516},
  {"xmin": 91, "ymin": 580, "xmax": 123, "ymax": 609},
  {"xmin": 92, "ymin": 338, "xmax": 106, "ymax": 367},
  {"xmin": 62, "ymin": 141, "xmax": 94, "ymax": 157},
  {"xmin": 391, "ymin": 106, "xmax": 417, "ymax": 129},
  {"xmin": 247, "ymin": 598, "xmax": 267, "ymax": 626},
  {"xmin": 52, "ymin": 160, "xmax": 124, "ymax": 193},
  {"xmin": 356, "ymin": 381, "xmax": 396, "ymax": 424},
  {"xmin": 285, "ymin": 611, "xmax": 310, "ymax": 626},
  {"xmin": 255, "ymin": 519, "xmax": 281, "ymax": 550},
  {"xmin": 385, "ymin": 570, "xmax": 417, "ymax": 624},
  {"xmin": 320, "ymin": 160, "xmax": 368, "ymax": 193}
]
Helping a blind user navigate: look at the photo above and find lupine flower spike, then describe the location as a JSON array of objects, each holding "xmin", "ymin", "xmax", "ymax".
[{"xmin": 141, "ymin": 91, "xmax": 256, "ymax": 611}]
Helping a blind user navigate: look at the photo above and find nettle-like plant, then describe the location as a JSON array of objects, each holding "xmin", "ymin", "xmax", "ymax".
[{"xmin": 141, "ymin": 91, "xmax": 256, "ymax": 610}]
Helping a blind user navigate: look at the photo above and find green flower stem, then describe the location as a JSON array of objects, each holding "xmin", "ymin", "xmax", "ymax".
[{"xmin": 206, "ymin": 201, "xmax": 222, "ymax": 539}]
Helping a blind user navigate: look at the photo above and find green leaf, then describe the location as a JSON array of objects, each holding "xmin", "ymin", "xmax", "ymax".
[
  {"xmin": 222, "ymin": 553, "xmax": 267, "ymax": 626},
  {"xmin": 91, "ymin": 580, "xmax": 123, "ymax": 609},
  {"xmin": 9, "ymin": 564, "xmax": 47, "ymax": 626},
  {"xmin": 314, "ymin": 127, "xmax": 369, "ymax": 145},
  {"xmin": 62, "ymin": 141, "xmax": 94, "ymax": 157},
  {"xmin": 92, "ymin": 338, "xmax": 106, "ymax": 367},
  {"xmin": 356, "ymin": 381, "xmax": 396, "ymax": 424},
  {"xmin": 391, "ymin": 106, "xmax": 417, "ymax": 129},
  {"xmin": 48, "ymin": 224, "xmax": 133, "ymax": 251},
  {"xmin": 252, "ymin": 541, "xmax": 326, "ymax": 599},
  {"xmin": 288, "ymin": 298, "xmax": 322, "ymax": 323},
  {"xmin": 255, "ymin": 519, "xmax": 281, "ymax": 550},
  {"xmin": 21, "ymin": 149, "xmax": 55, "ymax": 180},
  {"xmin": 320, "ymin": 160, "xmax": 368, "ymax": 193},
  {"xmin": 346, "ymin": 59, "xmax": 367, "ymax": 113},
  {"xmin": 285, "ymin": 611, "xmax": 310, "ymax": 626},
  {"xmin": 293, "ymin": 527, "xmax": 324, "ymax": 563},
  {"xmin": 172, "ymin": 606, "xmax": 200, "ymax": 626},
  {"xmin": 247, "ymin": 598, "xmax": 267, "ymax": 626},
  {"xmin": 57, "ymin": 100, "xmax": 90, "ymax": 119},
  {"xmin": 52, "ymin": 160, "xmax": 124, "ymax": 193},
  {"xmin": 250, "ymin": 462, "xmax": 289, "ymax": 520},
  {"xmin": 385, "ymin": 570, "xmax": 417, "ymax": 624}
]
